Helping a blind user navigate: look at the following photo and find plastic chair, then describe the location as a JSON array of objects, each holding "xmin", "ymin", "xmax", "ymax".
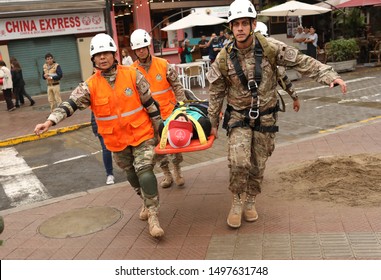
[
  {"xmin": 184, "ymin": 65, "xmax": 205, "ymax": 89},
  {"xmin": 369, "ymin": 41, "xmax": 381, "ymax": 64}
]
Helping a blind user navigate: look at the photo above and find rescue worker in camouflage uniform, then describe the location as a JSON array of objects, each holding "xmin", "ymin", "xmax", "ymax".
[
  {"xmin": 255, "ymin": 21, "xmax": 300, "ymax": 112},
  {"xmin": 130, "ymin": 29, "xmax": 187, "ymax": 192},
  {"xmin": 207, "ymin": 0, "xmax": 347, "ymax": 229},
  {"xmin": 34, "ymin": 33, "xmax": 165, "ymax": 238}
]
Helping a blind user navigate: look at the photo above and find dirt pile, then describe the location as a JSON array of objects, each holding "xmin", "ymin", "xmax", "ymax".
[{"xmin": 274, "ymin": 153, "xmax": 381, "ymax": 207}]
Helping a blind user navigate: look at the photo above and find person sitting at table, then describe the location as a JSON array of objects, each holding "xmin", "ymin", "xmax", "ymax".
[{"xmin": 130, "ymin": 28, "xmax": 187, "ymax": 189}]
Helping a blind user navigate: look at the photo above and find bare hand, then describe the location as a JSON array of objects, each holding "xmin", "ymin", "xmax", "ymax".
[
  {"xmin": 293, "ymin": 99, "xmax": 300, "ymax": 112},
  {"xmin": 34, "ymin": 120, "xmax": 53, "ymax": 136},
  {"xmin": 330, "ymin": 78, "xmax": 347, "ymax": 94},
  {"xmin": 211, "ymin": 127, "xmax": 218, "ymax": 139}
]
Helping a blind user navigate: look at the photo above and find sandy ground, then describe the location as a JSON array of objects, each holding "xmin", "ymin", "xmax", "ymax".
[{"xmin": 269, "ymin": 153, "xmax": 381, "ymax": 207}]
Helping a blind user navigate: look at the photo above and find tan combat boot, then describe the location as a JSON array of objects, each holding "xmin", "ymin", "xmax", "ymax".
[
  {"xmin": 227, "ymin": 194, "xmax": 243, "ymax": 228},
  {"xmin": 243, "ymin": 194, "xmax": 258, "ymax": 222},
  {"xmin": 173, "ymin": 164, "xmax": 185, "ymax": 186},
  {"xmin": 147, "ymin": 207, "xmax": 164, "ymax": 238},
  {"xmin": 139, "ymin": 203, "xmax": 149, "ymax": 221},
  {"xmin": 159, "ymin": 166, "xmax": 173, "ymax": 188}
]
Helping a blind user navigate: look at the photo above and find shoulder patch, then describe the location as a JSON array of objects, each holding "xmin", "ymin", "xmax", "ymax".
[
  {"xmin": 284, "ymin": 47, "xmax": 298, "ymax": 62},
  {"xmin": 206, "ymin": 67, "xmax": 221, "ymax": 84},
  {"xmin": 138, "ymin": 78, "xmax": 150, "ymax": 94}
]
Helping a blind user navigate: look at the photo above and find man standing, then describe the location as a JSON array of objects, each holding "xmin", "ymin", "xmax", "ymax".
[
  {"xmin": 130, "ymin": 29, "xmax": 187, "ymax": 192},
  {"xmin": 293, "ymin": 25, "xmax": 307, "ymax": 54},
  {"xmin": 198, "ymin": 35, "xmax": 210, "ymax": 58},
  {"xmin": 43, "ymin": 53, "xmax": 63, "ymax": 111},
  {"xmin": 208, "ymin": 33, "xmax": 223, "ymax": 63},
  {"xmin": 207, "ymin": 0, "xmax": 347, "ymax": 229},
  {"xmin": 34, "ymin": 34, "xmax": 165, "ymax": 238}
]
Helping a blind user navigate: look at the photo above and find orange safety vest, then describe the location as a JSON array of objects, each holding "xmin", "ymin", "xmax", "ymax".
[
  {"xmin": 133, "ymin": 57, "xmax": 176, "ymax": 120},
  {"xmin": 87, "ymin": 65, "xmax": 154, "ymax": 152}
]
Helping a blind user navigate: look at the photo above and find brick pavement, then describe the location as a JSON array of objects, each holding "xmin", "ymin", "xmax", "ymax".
[{"xmin": 1, "ymin": 66, "xmax": 381, "ymax": 260}]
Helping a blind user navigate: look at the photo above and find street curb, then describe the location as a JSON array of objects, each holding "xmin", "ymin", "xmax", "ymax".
[{"xmin": 0, "ymin": 122, "xmax": 91, "ymax": 147}]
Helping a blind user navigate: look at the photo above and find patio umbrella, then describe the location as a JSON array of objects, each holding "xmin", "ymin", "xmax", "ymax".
[
  {"xmin": 161, "ymin": 12, "xmax": 227, "ymax": 31},
  {"xmin": 260, "ymin": 0, "xmax": 331, "ymax": 16},
  {"xmin": 336, "ymin": 0, "xmax": 381, "ymax": 8}
]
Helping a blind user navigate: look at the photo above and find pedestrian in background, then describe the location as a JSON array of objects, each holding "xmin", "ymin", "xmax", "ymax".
[
  {"xmin": 208, "ymin": 33, "xmax": 223, "ymax": 63},
  {"xmin": 91, "ymin": 111, "xmax": 114, "ymax": 185},
  {"xmin": 183, "ymin": 39, "xmax": 195, "ymax": 63},
  {"xmin": 34, "ymin": 33, "xmax": 165, "ymax": 238},
  {"xmin": 10, "ymin": 57, "xmax": 35, "ymax": 107},
  {"xmin": 207, "ymin": 0, "xmax": 347, "ymax": 229},
  {"xmin": 121, "ymin": 48, "xmax": 133, "ymax": 65},
  {"xmin": 130, "ymin": 29, "xmax": 187, "ymax": 191},
  {"xmin": 293, "ymin": 25, "xmax": 307, "ymax": 54},
  {"xmin": 0, "ymin": 60, "xmax": 16, "ymax": 112},
  {"xmin": 198, "ymin": 35, "xmax": 210, "ymax": 58},
  {"xmin": 42, "ymin": 53, "xmax": 63, "ymax": 111},
  {"xmin": 305, "ymin": 27, "xmax": 318, "ymax": 59}
]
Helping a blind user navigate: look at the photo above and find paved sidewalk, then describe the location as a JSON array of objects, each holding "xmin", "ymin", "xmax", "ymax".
[
  {"xmin": 0, "ymin": 117, "xmax": 380, "ymax": 260},
  {"xmin": 1, "ymin": 65, "xmax": 381, "ymax": 260}
]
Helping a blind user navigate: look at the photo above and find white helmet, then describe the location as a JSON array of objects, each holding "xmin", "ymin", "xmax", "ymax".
[
  {"xmin": 228, "ymin": 0, "xmax": 257, "ymax": 23},
  {"xmin": 90, "ymin": 33, "xmax": 117, "ymax": 57},
  {"xmin": 130, "ymin": 29, "xmax": 152, "ymax": 50},
  {"xmin": 255, "ymin": 22, "xmax": 268, "ymax": 37}
]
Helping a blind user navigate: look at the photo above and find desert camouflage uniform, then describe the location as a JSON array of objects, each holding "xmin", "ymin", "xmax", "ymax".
[
  {"xmin": 47, "ymin": 68, "xmax": 162, "ymax": 207},
  {"xmin": 135, "ymin": 58, "xmax": 186, "ymax": 169},
  {"xmin": 207, "ymin": 34, "xmax": 341, "ymax": 196}
]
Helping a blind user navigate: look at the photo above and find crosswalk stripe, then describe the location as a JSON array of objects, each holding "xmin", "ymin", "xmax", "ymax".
[{"xmin": 0, "ymin": 147, "xmax": 51, "ymax": 208}]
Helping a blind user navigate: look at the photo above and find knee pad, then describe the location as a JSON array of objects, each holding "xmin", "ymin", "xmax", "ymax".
[
  {"xmin": 126, "ymin": 170, "xmax": 141, "ymax": 190},
  {"xmin": 137, "ymin": 167, "xmax": 158, "ymax": 198}
]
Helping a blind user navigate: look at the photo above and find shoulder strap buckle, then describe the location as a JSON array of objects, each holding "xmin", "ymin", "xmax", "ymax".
[{"xmin": 247, "ymin": 80, "xmax": 258, "ymax": 91}]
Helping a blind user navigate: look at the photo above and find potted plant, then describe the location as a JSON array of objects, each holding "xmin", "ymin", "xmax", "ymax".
[{"xmin": 325, "ymin": 38, "xmax": 359, "ymax": 72}]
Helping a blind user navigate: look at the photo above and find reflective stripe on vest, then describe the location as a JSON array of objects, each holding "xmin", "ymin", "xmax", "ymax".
[
  {"xmin": 151, "ymin": 86, "xmax": 173, "ymax": 96},
  {"xmin": 95, "ymin": 105, "xmax": 144, "ymax": 121}
]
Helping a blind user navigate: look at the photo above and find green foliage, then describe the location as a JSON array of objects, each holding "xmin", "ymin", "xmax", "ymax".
[
  {"xmin": 333, "ymin": 8, "xmax": 366, "ymax": 38},
  {"xmin": 326, "ymin": 38, "xmax": 359, "ymax": 62}
]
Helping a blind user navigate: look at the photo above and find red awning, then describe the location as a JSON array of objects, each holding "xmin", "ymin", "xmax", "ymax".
[{"xmin": 336, "ymin": 0, "xmax": 381, "ymax": 8}]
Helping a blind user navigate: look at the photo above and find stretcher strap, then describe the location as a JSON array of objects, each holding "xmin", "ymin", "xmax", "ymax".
[{"xmin": 159, "ymin": 108, "xmax": 207, "ymax": 149}]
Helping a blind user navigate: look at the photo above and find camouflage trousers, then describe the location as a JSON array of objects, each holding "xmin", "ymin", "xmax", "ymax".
[
  {"xmin": 155, "ymin": 153, "xmax": 183, "ymax": 169},
  {"xmin": 227, "ymin": 127, "xmax": 275, "ymax": 196},
  {"xmin": 113, "ymin": 138, "xmax": 159, "ymax": 207}
]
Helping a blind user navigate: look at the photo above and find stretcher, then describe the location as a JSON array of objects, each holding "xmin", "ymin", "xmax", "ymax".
[
  {"xmin": 154, "ymin": 89, "xmax": 216, "ymax": 154},
  {"xmin": 154, "ymin": 135, "xmax": 215, "ymax": 154}
]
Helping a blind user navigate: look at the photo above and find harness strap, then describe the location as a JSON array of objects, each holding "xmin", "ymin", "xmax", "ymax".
[
  {"xmin": 225, "ymin": 104, "xmax": 279, "ymax": 133},
  {"xmin": 229, "ymin": 50, "xmax": 248, "ymax": 87}
]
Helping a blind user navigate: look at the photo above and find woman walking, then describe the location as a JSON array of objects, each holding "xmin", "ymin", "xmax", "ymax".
[{"xmin": 10, "ymin": 57, "xmax": 35, "ymax": 107}]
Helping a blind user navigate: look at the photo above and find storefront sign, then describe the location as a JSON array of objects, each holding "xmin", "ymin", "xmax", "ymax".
[
  {"xmin": 0, "ymin": 12, "xmax": 105, "ymax": 40},
  {"xmin": 193, "ymin": 6, "xmax": 229, "ymax": 18}
]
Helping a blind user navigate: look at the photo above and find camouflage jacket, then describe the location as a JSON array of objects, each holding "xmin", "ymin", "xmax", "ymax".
[
  {"xmin": 206, "ymin": 34, "xmax": 341, "ymax": 128},
  {"xmin": 47, "ymin": 67, "xmax": 162, "ymax": 134}
]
